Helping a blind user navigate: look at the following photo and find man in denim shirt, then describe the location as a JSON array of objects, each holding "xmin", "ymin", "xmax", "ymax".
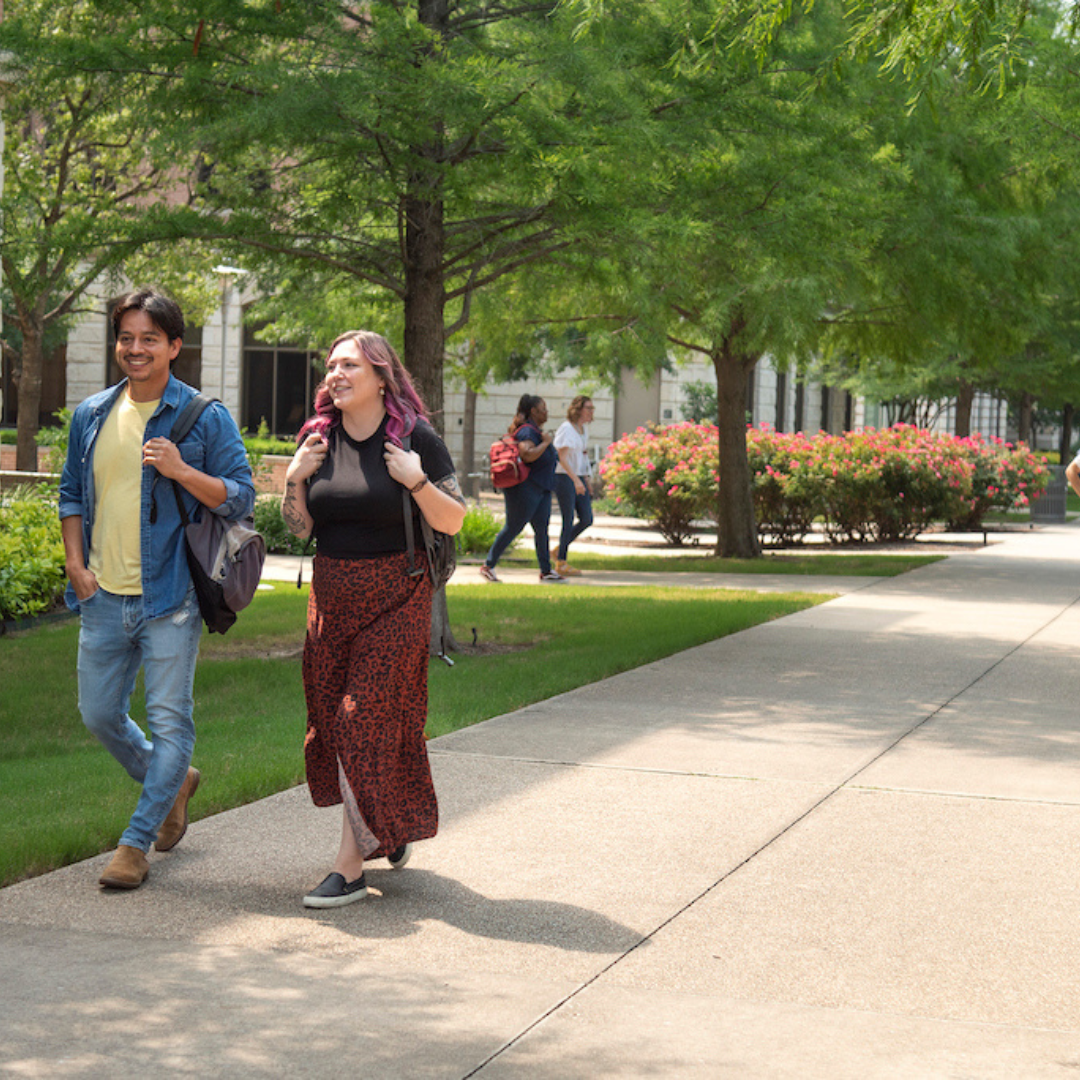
[{"xmin": 59, "ymin": 288, "xmax": 255, "ymax": 890}]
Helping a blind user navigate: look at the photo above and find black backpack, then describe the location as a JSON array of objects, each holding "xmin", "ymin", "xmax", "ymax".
[{"xmin": 401, "ymin": 432, "xmax": 457, "ymax": 591}]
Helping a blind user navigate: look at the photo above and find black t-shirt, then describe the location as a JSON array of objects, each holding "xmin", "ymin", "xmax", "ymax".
[{"xmin": 306, "ymin": 416, "xmax": 455, "ymax": 558}]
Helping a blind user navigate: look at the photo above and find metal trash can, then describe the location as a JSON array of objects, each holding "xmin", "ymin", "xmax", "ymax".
[{"xmin": 1029, "ymin": 465, "xmax": 1067, "ymax": 523}]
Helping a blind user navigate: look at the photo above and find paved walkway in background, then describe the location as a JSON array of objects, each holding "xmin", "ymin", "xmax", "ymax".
[
  {"xmin": 262, "ymin": 548, "xmax": 879, "ymax": 596},
  {"xmin": 4, "ymin": 523, "xmax": 1080, "ymax": 1077},
  {"xmin": 262, "ymin": 509, "xmax": 993, "ymax": 595}
]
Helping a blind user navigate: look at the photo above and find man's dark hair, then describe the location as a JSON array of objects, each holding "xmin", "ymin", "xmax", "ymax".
[{"xmin": 111, "ymin": 288, "xmax": 185, "ymax": 345}]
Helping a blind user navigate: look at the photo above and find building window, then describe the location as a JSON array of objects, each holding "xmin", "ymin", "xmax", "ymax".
[{"xmin": 242, "ymin": 324, "xmax": 321, "ymax": 436}]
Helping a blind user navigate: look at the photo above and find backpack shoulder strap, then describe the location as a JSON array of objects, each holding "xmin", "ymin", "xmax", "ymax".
[
  {"xmin": 169, "ymin": 394, "xmax": 216, "ymax": 445},
  {"xmin": 400, "ymin": 434, "xmax": 423, "ymax": 578},
  {"xmin": 168, "ymin": 394, "xmax": 217, "ymax": 527}
]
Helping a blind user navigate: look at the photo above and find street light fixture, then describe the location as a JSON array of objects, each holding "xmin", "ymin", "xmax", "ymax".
[{"xmin": 212, "ymin": 265, "xmax": 245, "ymax": 409}]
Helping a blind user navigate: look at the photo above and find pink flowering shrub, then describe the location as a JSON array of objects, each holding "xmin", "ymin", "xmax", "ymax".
[
  {"xmin": 599, "ymin": 421, "xmax": 1049, "ymax": 546},
  {"xmin": 946, "ymin": 434, "xmax": 1049, "ymax": 529},
  {"xmin": 746, "ymin": 427, "xmax": 827, "ymax": 545},
  {"xmin": 816, "ymin": 427, "xmax": 975, "ymax": 542},
  {"xmin": 599, "ymin": 422, "xmax": 719, "ymax": 544}
]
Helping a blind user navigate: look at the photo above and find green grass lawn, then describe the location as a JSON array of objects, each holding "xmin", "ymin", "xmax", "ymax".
[
  {"xmin": 2, "ymin": 544, "xmax": 947, "ymax": 887},
  {"xmin": 0, "ymin": 580, "xmax": 836, "ymax": 886}
]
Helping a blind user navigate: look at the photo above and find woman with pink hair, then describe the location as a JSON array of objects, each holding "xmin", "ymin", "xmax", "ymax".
[{"xmin": 282, "ymin": 330, "xmax": 465, "ymax": 909}]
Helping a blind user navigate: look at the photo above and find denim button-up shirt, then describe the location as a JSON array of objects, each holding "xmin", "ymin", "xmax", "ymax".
[{"xmin": 59, "ymin": 376, "xmax": 256, "ymax": 618}]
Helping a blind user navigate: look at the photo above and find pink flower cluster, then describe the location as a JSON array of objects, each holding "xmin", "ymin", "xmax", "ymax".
[
  {"xmin": 599, "ymin": 422, "xmax": 719, "ymax": 544},
  {"xmin": 600, "ymin": 422, "xmax": 1050, "ymax": 546}
]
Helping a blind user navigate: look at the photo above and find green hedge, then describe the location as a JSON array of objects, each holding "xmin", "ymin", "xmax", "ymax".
[
  {"xmin": 0, "ymin": 486, "xmax": 66, "ymax": 622},
  {"xmin": 253, "ymin": 493, "xmax": 309, "ymax": 555},
  {"xmin": 244, "ymin": 435, "xmax": 298, "ymax": 456}
]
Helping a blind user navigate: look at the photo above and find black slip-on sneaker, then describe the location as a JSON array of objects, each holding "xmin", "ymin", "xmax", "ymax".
[
  {"xmin": 388, "ymin": 843, "xmax": 413, "ymax": 870},
  {"xmin": 302, "ymin": 872, "xmax": 368, "ymax": 909}
]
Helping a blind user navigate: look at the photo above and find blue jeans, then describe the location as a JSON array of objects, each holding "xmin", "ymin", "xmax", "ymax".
[
  {"xmin": 77, "ymin": 587, "xmax": 202, "ymax": 852},
  {"xmin": 485, "ymin": 480, "xmax": 553, "ymax": 574},
  {"xmin": 553, "ymin": 474, "xmax": 594, "ymax": 560}
]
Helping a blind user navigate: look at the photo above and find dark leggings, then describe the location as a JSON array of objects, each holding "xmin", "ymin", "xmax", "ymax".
[{"xmin": 485, "ymin": 480, "xmax": 554, "ymax": 573}]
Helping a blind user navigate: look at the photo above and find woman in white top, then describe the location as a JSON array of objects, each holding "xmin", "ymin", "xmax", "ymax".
[{"xmin": 552, "ymin": 395, "xmax": 596, "ymax": 576}]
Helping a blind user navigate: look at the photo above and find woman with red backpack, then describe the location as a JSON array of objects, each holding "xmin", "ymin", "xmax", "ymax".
[{"xmin": 480, "ymin": 394, "xmax": 566, "ymax": 584}]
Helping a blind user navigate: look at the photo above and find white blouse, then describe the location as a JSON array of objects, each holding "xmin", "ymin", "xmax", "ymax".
[{"xmin": 554, "ymin": 421, "xmax": 590, "ymax": 477}]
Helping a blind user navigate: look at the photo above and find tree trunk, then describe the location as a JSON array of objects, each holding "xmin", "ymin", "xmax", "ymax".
[
  {"xmin": 403, "ymin": 189, "xmax": 446, "ymax": 427},
  {"xmin": 403, "ymin": 0, "xmax": 450, "ymax": 427},
  {"xmin": 429, "ymin": 585, "xmax": 461, "ymax": 658},
  {"xmin": 463, "ymin": 381, "xmax": 478, "ymax": 499},
  {"xmin": 954, "ymin": 378, "xmax": 975, "ymax": 438},
  {"xmin": 407, "ymin": 1, "xmax": 457, "ymax": 656},
  {"xmin": 713, "ymin": 314, "xmax": 760, "ymax": 559},
  {"xmin": 1060, "ymin": 404, "xmax": 1074, "ymax": 463},
  {"xmin": 14, "ymin": 320, "xmax": 45, "ymax": 474},
  {"xmin": 1017, "ymin": 392, "xmax": 1034, "ymax": 447}
]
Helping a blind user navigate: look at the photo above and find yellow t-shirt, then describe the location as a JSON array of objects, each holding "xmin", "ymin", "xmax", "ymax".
[{"xmin": 89, "ymin": 394, "xmax": 160, "ymax": 595}]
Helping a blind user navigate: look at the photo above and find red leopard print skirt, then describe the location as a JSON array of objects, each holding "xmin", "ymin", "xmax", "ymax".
[{"xmin": 302, "ymin": 552, "xmax": 437, "ymax": 859}]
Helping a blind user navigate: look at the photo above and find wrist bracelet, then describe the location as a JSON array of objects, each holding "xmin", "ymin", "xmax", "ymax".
[{"xmin": 410, "ymin": 476, "xmax": 429, "ymax": 494}]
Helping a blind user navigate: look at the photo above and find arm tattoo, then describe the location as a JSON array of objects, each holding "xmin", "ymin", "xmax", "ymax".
[
  {"xmin": 435, "ymin": 474, "xmax": 466, "ymax": 507},
  {"xmin": 281, "ymin": 483, "xmax": 309, "ymax": 536}
]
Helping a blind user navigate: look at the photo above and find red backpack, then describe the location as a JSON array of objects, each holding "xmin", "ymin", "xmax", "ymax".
[{"xmin": 489, "ymin": 431, "xmax": 531, "ymax": 488}]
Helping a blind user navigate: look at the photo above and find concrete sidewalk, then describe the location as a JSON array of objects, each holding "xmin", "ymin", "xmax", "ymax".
[{"xmin": 4, "ymin": 524, "xmax": 1080, "ymax": 1077}]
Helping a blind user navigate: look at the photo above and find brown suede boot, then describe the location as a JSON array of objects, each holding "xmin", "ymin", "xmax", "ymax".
[
  {"xmin": 99, "ymin": 845, "xmax": 149, "ymax": 889},
  {"xmin": 155, "ymin": 767, "xmax": 201, "ymax": 852}
]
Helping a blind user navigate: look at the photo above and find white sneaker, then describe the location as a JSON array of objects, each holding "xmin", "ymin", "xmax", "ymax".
[
  {"xmin": 539, "ymin": 570, "xmax": 567, "ymax": 583},
  {"xmin": 480, "ymin": 565, "xmax": 499, "ymax": 583}
]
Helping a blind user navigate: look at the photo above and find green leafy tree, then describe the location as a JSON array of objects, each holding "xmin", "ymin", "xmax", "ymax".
[
  {"xmin": 567, "ymin": 0, "xmax": 1072, "ymax": 94},
  {"xmin": 484, "ymin": 0, "xmax": 888, "ymax": 557},
  {"xmin": 69, "ymin": 0, "xmax": 634, "ymax": 428},
  {"xmin": 0, "ymin": 0, "xmax": 198, "ymax": 470},
  {"xmin": 818, "ymin": 3, "xmax": 1080, "ymax": 447}
]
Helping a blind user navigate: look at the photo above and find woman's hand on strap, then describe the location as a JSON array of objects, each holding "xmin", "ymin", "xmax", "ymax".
[
  {"xmin": 383, "ymin": 441, "xmax": 426, "ymax": 489},
  {"xmin": 286, "ymin": 433, "xmax": 328, "ymax": 484}
]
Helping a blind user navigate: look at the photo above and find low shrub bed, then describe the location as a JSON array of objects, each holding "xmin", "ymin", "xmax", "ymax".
[
  {"xmin": 0, "ymin": 485, "xmax": 66, "ymax": 622},
  {"xmin": 601, "ymin": 422, "xmax": 1049, "ymax": 545},
  {"xmin": 599, "ymin": 422, "xmax": 719, "ymax": 544}
]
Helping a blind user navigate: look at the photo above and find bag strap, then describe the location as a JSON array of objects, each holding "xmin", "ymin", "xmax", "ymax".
[
  {"xmin": 401, "ymin": 433, "xmax": 455, "ymax": 662},
  {"xmin": 401, "ymin": 434, "xmax": 426, "ymax": 579},
  {"xmin": 169, "ymin": 393, "xmax": 216, "ymax": 445},
  {"xmin": 296, "ymin": 536, "xmax": 313, "ymax": 590},
  {"xmin": 167, "ymin": 394, "xmax": 217, "ymax": 529}
]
